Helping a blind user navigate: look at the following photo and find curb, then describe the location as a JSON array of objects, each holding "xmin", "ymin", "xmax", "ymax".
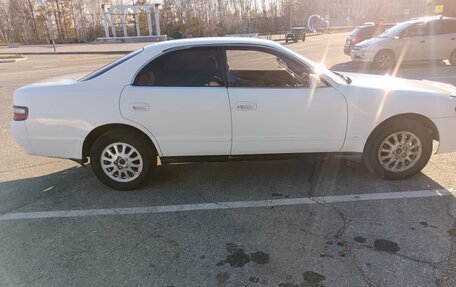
[{"xmin": 0, "ymin": 57, "xmax": 27, "ymax": 63}]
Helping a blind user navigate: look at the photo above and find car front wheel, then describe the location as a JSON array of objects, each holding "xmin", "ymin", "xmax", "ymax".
[
  {"xmin": 363, "ymin": 120, "xmax": 432, "ymax": 180},
  {"xmin": 373, "ymin": 50, "xmax": 395, "ymax": 69},
  {"xmin": 91, "ymin": 130, "xmax": 156, "ymax": 190}
]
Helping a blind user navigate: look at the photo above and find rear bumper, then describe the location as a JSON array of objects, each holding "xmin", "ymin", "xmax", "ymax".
[
  {"xmin": 433, "ymin": 117, "xmax": 456, "ymax": 154},
  {"xmin": 10, "ymin": 120, "xmax": 83, "ymax": 159},
  {"xmin": 10, "ymin": 121, "xmax": 32, "ymax": 154}
]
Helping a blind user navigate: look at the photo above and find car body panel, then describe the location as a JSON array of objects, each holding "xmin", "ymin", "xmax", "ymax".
[
  {"xmin": 228, "ymin": 86, "xmax": 348, "ymax": 154},
  {"xmin": 10, "ymin": 37, "xmax": 456, "ymax": 164},
  {"xmin": 334, "ymin": 73, "xmax": 456, "ymax": 153},
  {"xmin": 120, "ymin": 86, "xmax": 232, "ymax": 156}
]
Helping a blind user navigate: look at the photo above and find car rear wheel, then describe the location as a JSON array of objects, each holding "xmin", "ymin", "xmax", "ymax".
[
  {"xmin": 449, "ymin": 49, "xmax": 456, "ymax": 66},
  {"xmin": 363, "ymin": 120, "xmax": 432, "ymax": 180},
  {"xmin": 373, "ymin": 50, "xmax": 395, "ymax": 69},
  {"xmin": 91, "ymin": 130, "xmax": 156, "ymax": 190}
]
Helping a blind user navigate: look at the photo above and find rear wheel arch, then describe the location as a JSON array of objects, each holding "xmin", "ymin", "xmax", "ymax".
[{"xmin": 82, "ymin": 123, "xmax": 159, "ymax": 163}]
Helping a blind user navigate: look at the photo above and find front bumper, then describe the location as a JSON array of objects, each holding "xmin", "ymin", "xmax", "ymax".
[
  {"xmin": 433, "ymin": 117, "xmax": 456, "ymax": 154},
  {"xmin": 351, "ymin": 48, "xmax": 376, "ymax": 63}
]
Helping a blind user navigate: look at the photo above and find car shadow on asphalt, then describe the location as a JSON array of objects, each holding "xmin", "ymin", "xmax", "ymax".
[{"xmin": 0, "ymin": 155, "xmax": 449, "ymax": 212}]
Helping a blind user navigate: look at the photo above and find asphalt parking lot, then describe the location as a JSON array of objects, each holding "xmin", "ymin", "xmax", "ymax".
[{"xmin": 1, "ymin": 33, "xmax": 456, "ymax": 287}]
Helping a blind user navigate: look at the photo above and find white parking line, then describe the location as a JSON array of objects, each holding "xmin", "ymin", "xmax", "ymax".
[{"xmin": 0, "ymin": 189, "xmax": 453, "ymax": 221}]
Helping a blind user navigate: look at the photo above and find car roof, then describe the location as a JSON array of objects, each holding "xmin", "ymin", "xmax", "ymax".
[
  {"xmin": 143, "ymin": 37, "xmax": 281, "ymax": 52},
  {"xmin": 407, "ymin": 16, "xmax": 456, "ymax": 23}
]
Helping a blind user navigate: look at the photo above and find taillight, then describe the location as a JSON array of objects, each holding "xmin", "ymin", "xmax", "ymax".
[{"xmin": 13, "ymin": 106, "xmax": 28, "ymax": 121}]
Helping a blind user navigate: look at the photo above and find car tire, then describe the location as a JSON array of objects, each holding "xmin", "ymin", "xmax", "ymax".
[
  {"xmin": 449, "ymin": 49, "xmax": 456, "ymax": 66},
  {"xmin": 363, "ymin": 120, "xmax": 432, "ymax": 180},
  {"xmin": 90, "ymin": 130, "xmax": 156, "ymax": 190},
  {"xmin": 373, "ymin": 50, "xmax": 395, "ymax": 70},
  {"xmin": 294, "ymin": 39, "xmax": 298, "ymax": 43}
]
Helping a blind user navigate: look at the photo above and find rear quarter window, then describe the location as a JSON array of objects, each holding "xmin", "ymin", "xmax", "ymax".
[{"xmin": 79, "ymin": 49, "xmax": 143, "ymax": 81}]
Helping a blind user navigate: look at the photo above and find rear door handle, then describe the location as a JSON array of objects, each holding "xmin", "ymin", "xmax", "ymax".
[
  {"xmin": 420, "ymin": 40, "xmax": 426, "ymax": 43},
  {"xmin": 451, "ymin": 38, "xmax": 456, "ymax": 40},
  {"xmin": 130, "ymin": 103, "xmax": 150, "ymax": 111},
  {"xmin": 235, "ymin": 102, "xmax": 257, "ymax": 110}
]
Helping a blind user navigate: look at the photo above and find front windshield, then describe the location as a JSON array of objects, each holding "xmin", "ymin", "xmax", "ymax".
[{"xmin": 377, "ymin": 21, "xmax": 415, "ymax": 38}]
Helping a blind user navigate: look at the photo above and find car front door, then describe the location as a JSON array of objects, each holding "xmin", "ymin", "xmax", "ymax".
[
  {"xmin": 224, "ymin": 47, "xmax": 347, "ymax": 155},
  {"xmin": 416, "ymin": 20, "xmax": 450, "ymax": 60},
  {"xmin": 120, "ymin": 47, "xmax": 232, "ymax": 157},
  {"xmin": 397, "ymin": 22, "xmax": 428, "ymax": 61}
]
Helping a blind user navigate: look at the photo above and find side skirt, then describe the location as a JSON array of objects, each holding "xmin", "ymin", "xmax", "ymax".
[{"xmin": 160, "ymin": 152, "xmax": 362, "ymax": 165}]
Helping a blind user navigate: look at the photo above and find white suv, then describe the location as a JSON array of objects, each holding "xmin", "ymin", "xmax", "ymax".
[{"xmin": 351, "ymin": 17, "xmax": 456, "ymax": 69}]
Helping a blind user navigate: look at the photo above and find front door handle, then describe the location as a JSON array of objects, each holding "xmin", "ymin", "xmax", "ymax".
[
  {"xmin": 130, "ymin": 103, "xmax": 150, "ymax": 111},
  {"xmin": 451, "ymin": 38, "xmax": 456, "ymax": 41},
  {"xmin": 235, "ymin": 102, "xmax": 257, "ymax": 110},
  {"xmin": 420, "ymin": 40, "xmax": 426, "ymax": 43}
]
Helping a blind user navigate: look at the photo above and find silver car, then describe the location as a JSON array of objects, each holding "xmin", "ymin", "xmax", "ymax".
[{"xmin": 351, "ymin": 17, "xmax": 456, "ymax": 69}]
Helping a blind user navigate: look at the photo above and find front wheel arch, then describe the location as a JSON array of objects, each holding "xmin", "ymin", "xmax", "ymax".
[
  {"xmin": 362, "ymin": 114, "xmax": 439, "ymax": 179},
  {"xmin": 363, "ymin": 113, "xmax": 439, "ymax": 154},
  {"xmin": 373, "ymin": 49, "xmax": 396, "ymax": 69}
]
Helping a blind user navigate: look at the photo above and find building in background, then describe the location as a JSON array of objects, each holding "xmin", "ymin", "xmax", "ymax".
[
  {"xmin": 441, "ymin": 0, "xmax": 456, "ymax": 16},
  {"xmin": 313, "ymin": 0, "xmax": 447, "ymax": 26}
]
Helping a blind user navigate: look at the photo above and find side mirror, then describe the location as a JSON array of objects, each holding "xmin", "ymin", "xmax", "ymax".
[{"xmin": 309, "ymin": 74, "xmax": 321, "ymax": 89}]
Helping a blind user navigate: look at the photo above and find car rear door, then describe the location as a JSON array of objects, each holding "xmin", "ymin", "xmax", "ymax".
[
  {"xmin": 120, "ymin": 47, "xmax": 232, "ymax": 157},
  {"xmin": 224, "ymin": 47, "xmax": 347, "ymax": 155}
]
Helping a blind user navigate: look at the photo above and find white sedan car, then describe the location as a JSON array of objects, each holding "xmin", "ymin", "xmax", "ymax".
[{"xmin": 11, "ymin": 38, "xmax": 456, "ymax": 190}]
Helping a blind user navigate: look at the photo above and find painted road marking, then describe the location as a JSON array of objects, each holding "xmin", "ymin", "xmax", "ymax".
[{"xmin": 0, "ymin": 189, "xmax": 453, "ymax": 221}]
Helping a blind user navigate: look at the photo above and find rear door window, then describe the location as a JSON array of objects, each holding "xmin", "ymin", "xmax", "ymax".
[{"xmin": 134, "ymin": 47, "xmax": 225, "ymax": 87}]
